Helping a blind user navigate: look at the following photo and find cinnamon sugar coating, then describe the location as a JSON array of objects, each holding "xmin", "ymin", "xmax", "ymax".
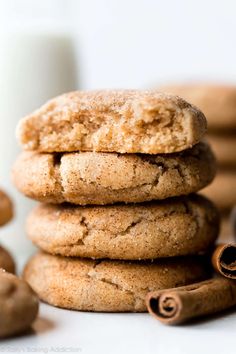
[
  {"xmin": 17, "ymin": 90, "xmax": 207, "ymax": 154},
  {"xmin": 12, "ymin": 142, "xmax": 216, "ymax": 205},
  {"xmin": 26, "ymin": 195, "xmax": 219, "ymax": 260},
  {"xmin": 23, "ymin": 252, "xmax": 208, "ymax": 312}
]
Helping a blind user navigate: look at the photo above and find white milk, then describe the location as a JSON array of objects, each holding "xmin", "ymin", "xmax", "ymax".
[{"xmin": 0, "ymin": 29, "xmax": 78, "ymax": 259}]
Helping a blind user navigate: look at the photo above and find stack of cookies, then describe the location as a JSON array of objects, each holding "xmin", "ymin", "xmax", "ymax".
[
  {"xmin": 158, "ymin": 85, "xmax": 236, "ymax": 240},
  {"xmin": 0, "ymin": 189, "xmax": 15, "ymax": 273},
  {"xmin": 13, "ymin": 90, "xmax": 219, "ymax": 312}
]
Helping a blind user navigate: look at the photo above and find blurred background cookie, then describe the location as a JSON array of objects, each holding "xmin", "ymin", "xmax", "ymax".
[
  {"xmin": 202, "ymin": 171, "xmax": 236, "ymax": 211},
  {"xmin": 0, "ymin": 269, "xmax": 39, "ymax": 338},
  {"xmin": 207, "ymin": 134, "xmax": 236, "ymax": 168},
  {"xmin": 0, "ymin": 189, "xmax": 13, "ymax": 227},
  {"xmin": 0, "ymin": 189, "xmax": 15, "ymax": 273},
  {"xmin": 0, "ymin": 245, "xmax": 15, "ymax": 273},
  {"xmin": 157, "ymin": 84, "xmax": 236, "ymax": 242}
]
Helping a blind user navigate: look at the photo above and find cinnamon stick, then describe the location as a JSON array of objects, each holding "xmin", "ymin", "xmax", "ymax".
[
  {"xmin": 146, "ymin": 278, "xmax": 236, "ymax": 325},
  {"xmin": 212, "ymin": 243, "xmax": 236, "ymax": 279}
]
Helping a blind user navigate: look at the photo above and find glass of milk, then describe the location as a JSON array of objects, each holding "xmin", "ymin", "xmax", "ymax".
[{"xmin": 0, "ymin": 0, "xmax": 79, "ymax": 261}]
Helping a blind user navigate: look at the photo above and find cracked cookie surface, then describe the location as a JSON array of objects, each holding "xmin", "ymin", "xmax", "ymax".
[
  {"xmin": 26, "ymin": 194, "xmax": 219, "ymax": 260},
  {"xmin": 23, "ymin": 252, "xmax": 209, "ymax": 312},
  {"xmin": 12, "ymin": 142, "xmax": 216, "ymax": 205},
  {"xmin": 16, "ymin": 90, "xmax": 207, "ymax": 154}
]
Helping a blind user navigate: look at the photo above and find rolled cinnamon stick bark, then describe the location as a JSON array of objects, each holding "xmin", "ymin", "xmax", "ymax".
[
  {"xmin": 212, "ymin": 244, "xmax": 236, "ymax": 279},
  {"xmin": 146, "ymin": 278, "xmax": 236, "ymax": 325}
]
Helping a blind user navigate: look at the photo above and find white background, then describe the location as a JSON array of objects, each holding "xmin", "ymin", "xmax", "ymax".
[
  {"xmin": 2, "ymin": 0, "xmax": 235, "ymax": 89},
  {"xmin": 76, "ymin": 0, "xmax": 236, "ymax": 89},
  {"xmin": 0, "ymin": 1, "xmax": 236, "ymax": 353}
]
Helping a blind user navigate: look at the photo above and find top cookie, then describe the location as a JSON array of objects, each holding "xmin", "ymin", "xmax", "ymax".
[
  {"xmin": 16, "ymin": 90, "xmax": 207, "ymax": 154},
  {"xmin": 158, "ymin": 84, "xmax": 236, "ymax": 131}
]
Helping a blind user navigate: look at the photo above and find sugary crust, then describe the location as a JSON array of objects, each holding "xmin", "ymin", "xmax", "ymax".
[
  {"xmin": 0, "ymin": 189, "xmax": 13, "ymax": 226},
  {"xmin": 23, "ymin": 252, "xmax": 209, "ymax": 312},
  {"xmin": 159, "ymin": 84, "xmax": 236, "ymax": 131},
  {"xmin": 26, "ymin": 195, "xmax": 219, "ymax": 260},
  {"xmin": 16, "ymin": 90, "xmax": 207, "ymax": 154},
  {"xmin": 207, "ymin": 134, "xmax": 236, "ymax": 167},
  {"xmin": 0, "ymin": 269, "xmax": 39, "ymax": 338},
  {"xmin": 0, "ymin": 246, "xmax": 15, "ymax": 274},
  {"xmin": 201, "ymin": 170, "xmax": 236, "ymax": 210},
  {"xmin": 12, "ymin": 142, "xmax": 216, "ymax": 205}
]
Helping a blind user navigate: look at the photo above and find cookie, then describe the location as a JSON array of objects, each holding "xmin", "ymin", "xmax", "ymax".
[
  {"xmin": 0, "ymin": 269, "xmax": 39, "ymax": 338},
  {"xmin": 201, "ymin": 170, "xmax": 236, "ymax": 210},
  {"xmin": 16, "ymin": 90, "xmax": 207, "ymax": 154},
  {"xmin": 0, "ymin": 246, "xmax": 15, "ymax": 273},
  {"xmin": 0, "ymin": 189, "xmax": 13, "ymax": 226},
  {"xmin": 158, "ymin": 84, "xmax": 236, "ymax": 131},
  {"xmin": 26, "ymin": 195, "xmax": 219, "ymax": 260},
  {"xmin": 23, "ymin": 252, "xmax": 209, "ymax": 312},
  {"xmin": 12, "ymin": 142, "xmax": 216, "ymax": 205},
  {"xmin": 207, "ymin": 134, "xmax": 236, "ymax": 167}
]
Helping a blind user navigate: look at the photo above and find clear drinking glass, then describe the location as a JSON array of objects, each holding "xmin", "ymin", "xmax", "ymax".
[{"xmin": 0, "ymin": 0, "xmax": 78, "ymax": 260}]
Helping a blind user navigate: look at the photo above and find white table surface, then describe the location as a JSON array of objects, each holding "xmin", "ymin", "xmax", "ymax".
[{"xmin": 1, "ymin": 290, "xmax": 236, "ymax": 354}]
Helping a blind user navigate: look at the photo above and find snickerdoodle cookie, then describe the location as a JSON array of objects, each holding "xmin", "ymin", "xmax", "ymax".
[
  {"xmin": 0, "ymin": 246, "xmax": 15, "ymax": 273},
  {"xmin": 16, "ymin": 90, "xmax": 207, "ymax": 154},
  {"xmin": 158, "ymin": 84, "xmax": 236, "ymax": 131},
  {"xmin": 0, "ymin": 189, "xmax": 13, "ymax": 226},
  {"xmin": 12, "ymin": 142, "xmax": 216, "ymax": 205},
  {"xmin": 26, "ymin": 195, "xmax": 218, "ymax": 260},
  {"xmin": 0, "ymin": 269, "xmax": 39, "ymax": 338},
  {"xmin": 23, "ymin": 252, "xmax": 209, "ymax": 312}
]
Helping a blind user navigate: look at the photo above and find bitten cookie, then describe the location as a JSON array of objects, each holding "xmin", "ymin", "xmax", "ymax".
[
  {"xmin": 12, "ymin": 142, "xmax": 216, "ymax": 205},
  {"xmin": 16, "ymin": 90, "xmax": 207, "ymax": 154},
  {"xmin": 207, "ymin": 134, "xmax": 236, "ymax": 167},
  {"xmin": 23, "ymin": 252, "xmax": 209, "ymax": 312},
  {"xmin": 0, "ymin": 189, "xmax": 13, "ymax": 226},
  {"xmin": 0, "ymin": 246, "xmax": 15, "ymax": 273},
  {"xmin": 26, "ymin": 195, "xmax": 219, "ymax": 260},
  {"xmin": 202, "ymin": 170, "xmax": 236, "ymax": 211},
  {"xmin": 0, "ymin": 269, "xmax": 39, "ymax": 338},
  {"xmin": 158, "ymin": 84, "xmax": 236, "ymax": 131}
]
